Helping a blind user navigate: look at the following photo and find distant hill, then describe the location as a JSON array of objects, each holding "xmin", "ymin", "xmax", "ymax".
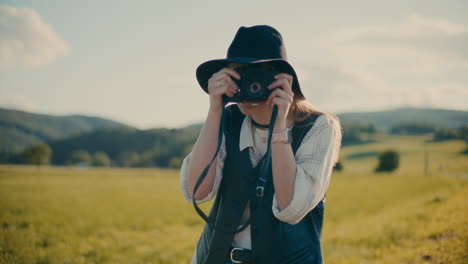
[
  {"xmin": 48, "ymin": 126, "xmax": 199, "ymax": 167},
  {"xmin": 0, "ymin": 107, "xmax": 134, "ymax": 153},
  {"xmin": 1, "ymin": 106, "xmax": 467, "ymax": 167},
  {"xmin": 184, "ymin": 107, "xmax": 468, "ymax": 133},
  {"xmin": 336, "ymin": 107, "xmax": 468, "ymax": 133}
]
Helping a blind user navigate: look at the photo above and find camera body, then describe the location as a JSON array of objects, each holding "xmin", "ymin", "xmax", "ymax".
[{"xmin": 223, "ymin": 64, "xmax": 282, "ymax": 103}]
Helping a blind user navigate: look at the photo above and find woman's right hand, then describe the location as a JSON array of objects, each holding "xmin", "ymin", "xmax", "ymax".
[{"xmin": 207, "ymin": 67, "xmax": 241, "ymax": 112}]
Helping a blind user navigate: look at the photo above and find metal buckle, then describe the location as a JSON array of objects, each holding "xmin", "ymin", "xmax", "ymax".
[
  {"xmin": 256, "ymin": 178, "xmax": 266, "ymax": 197},
  {"xmin": 256, "ymin": 186, "xmax": 264, "ymax": 197},
  {"xmin": 230, "ymin": 247, "xmax": 244, "ymax": 263}
]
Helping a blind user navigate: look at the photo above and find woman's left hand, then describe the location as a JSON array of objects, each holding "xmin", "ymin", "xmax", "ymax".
[{"xmin": 266, "ymin": 73, "xmax": 294, "ymax": 125}]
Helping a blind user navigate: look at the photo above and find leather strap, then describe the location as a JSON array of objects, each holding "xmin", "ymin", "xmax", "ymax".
[
  {"xmin": 226, "ymin": 247, "xmax": 253, "ymax": 264},
  {"xmin": 192, "ymin": 104, "xmax": 279, "ymax": 235}
]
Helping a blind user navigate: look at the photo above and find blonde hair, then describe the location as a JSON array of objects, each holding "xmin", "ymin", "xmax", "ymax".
[
  {"xmin": 288, "ymin": 94, "xmax": 341, "ymax": 129},
  {"xmin": 288, "ymin": 95, "xmax": 343, "ymax": 165}
]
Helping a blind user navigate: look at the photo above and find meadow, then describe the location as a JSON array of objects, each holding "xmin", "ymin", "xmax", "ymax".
[{"xmin": 0, "ymin": 135, "xmax": 467, "ymax": 264}]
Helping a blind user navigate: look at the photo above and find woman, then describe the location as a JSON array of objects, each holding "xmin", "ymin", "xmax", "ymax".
[{"xmin": 180, "ymin": 25, "xmax": 342, "ymax": 264}]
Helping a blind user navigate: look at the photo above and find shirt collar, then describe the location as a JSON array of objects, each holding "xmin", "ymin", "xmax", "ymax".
[
  {"xmin": 239, "ymin": 115, "xmax": 255, "ymax": 152},
  {"xmin": 239, "ymin": 115, "xmax": 294, "ymax": 151}
]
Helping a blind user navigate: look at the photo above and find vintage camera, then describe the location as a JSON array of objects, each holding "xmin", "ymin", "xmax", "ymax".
[{"xmin": 223, "ymin": 63, "xmax": 282, "ymax": 103}]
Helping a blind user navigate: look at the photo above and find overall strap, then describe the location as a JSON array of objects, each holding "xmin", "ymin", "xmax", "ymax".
[
  {"xmin": 192, "ymin": 103, "xmax": 252, "ymax": 235},
  {"xmin": 249, "ymin": 112, "xmax": 324, "ymax": 264},
  {"xmin": 291, "ymin": 113, "xmax": 323, "ymax": 154}
]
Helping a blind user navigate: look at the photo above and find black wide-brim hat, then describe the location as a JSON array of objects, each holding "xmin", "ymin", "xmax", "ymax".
[{"xmin": 196, "ymin": 25, "xmax": 305, "ymax": 100}]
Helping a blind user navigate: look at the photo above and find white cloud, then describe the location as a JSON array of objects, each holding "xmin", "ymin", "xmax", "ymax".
[
  {"xmin": 297, "ymin": 64, "xmax": 400, "ymax": 113},
  {"xmin": 421, "ymin": 82, "xmax": 468, "ymax": 110},
  {"xmin": 0, "ymin": 94, "xmax": 37, "ymax": 112},
  {"xmin": 303, "ymin": 14, "xmax": 468, "ymax": 112},
  {"xmin": 0, "ymin": 5, "xmax": 69, "ymax": 68},
  {"xmin": 328, "ymin": 13, "xmax": 467, "ymax": 42},
  {"xmin": 405, "ymin": 13, "xmax": 468, "ymax": 36},
  {"xmin": 322, "ymin": 14, "xmax": 468, "ymax": 73}
]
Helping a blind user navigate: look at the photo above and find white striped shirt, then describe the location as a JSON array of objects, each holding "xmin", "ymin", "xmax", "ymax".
[{"xmin": 180, "ymin": 113, "xmax": 342, "ymax": 263}]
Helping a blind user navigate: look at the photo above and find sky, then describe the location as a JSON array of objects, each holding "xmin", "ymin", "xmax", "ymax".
[{"xmin": 1, "ymin": 0, "xmax": 467, "ymax": 129}]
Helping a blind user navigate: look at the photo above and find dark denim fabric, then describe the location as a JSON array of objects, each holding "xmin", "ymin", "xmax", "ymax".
[{"xmin": 195, "ymin": 105, "xmax": 325, "ymax": 264}]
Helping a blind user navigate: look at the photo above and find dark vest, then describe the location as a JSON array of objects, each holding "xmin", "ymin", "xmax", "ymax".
[{"xmin": 196, "ymin": 104, "xmax": 325, "ymax": 264}]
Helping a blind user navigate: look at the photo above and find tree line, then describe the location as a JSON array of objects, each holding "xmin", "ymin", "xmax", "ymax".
[{"xmin": 5, "ymin": 122, "xmax": 468, "ymax": 168}]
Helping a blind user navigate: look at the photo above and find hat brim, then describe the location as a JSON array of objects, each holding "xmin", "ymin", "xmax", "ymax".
[{"xmin": 196, "ymin": 57, "xmax": 305, "ymax": 100}]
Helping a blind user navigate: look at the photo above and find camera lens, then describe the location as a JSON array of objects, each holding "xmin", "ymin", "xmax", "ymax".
[{"xmin": 249, "ymin": 82, "xmax": 262, "ymax": 95}]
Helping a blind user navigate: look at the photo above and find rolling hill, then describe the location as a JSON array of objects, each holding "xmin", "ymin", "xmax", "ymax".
[
  {"xmin": 1, "ymin": 106, "xmax": 467, "ymax": 167},
  {"xmin": 337, "ymin": 107, "xmax": 468, "ymax": 132},
  {"xmin": 0, "ymin": 107, "xmax": 134, "ymax": 153}
]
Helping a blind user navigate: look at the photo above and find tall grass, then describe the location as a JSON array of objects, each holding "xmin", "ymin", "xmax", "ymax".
[{"xmin": 0, "ymin": 135, "xmax": 467, "ymax": 263}]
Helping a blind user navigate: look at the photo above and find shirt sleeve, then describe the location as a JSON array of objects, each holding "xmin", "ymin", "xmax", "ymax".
[
  {"xmin": 180, "ymin": 133, "xmax": 227, "ymax": 204},
  {"xmin": 272, "ymin": 114, "xmax": 342, "ymax": 224}
]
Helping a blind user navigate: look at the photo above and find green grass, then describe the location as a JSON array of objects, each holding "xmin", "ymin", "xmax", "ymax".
[{"xmin": 0, "ymin": 135, "xmax": 467, "ymax": 263}]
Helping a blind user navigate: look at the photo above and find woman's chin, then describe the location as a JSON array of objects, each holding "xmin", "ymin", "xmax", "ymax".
[{"xmin": 238, "ymin": 102, "xmax": 267, "ymax": 114}]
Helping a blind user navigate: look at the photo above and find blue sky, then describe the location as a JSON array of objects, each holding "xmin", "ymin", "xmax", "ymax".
[{"xmin": 1, "ymin": 0, "xmax": 467, "ymax": 129}]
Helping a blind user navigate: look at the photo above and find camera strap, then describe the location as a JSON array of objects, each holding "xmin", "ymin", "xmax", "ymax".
[
  {"xmin": 254, "ymin": 105, "xmax": 277, "ymax": 198},
  {"xmin": 192, "ymin": 103, "xmax": 279, "ymax": 235}
]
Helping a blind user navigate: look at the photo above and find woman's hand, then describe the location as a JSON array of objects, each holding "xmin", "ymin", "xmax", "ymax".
[
  {"xmin": 266, "ymin": 73, "xmax": 294, "ymax": 128},
  {"xmin": 207, "ymin": 68, "xmax": 240, "ymax": 113}
]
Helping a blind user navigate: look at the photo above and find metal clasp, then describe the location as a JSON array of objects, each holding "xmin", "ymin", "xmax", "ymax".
[
  {"xmin": 256, "ymin": 177, "xmax": 266, "ymax": 197},
  {"xmin": 256, "ymin": 186, "xmax": 264, "ymax": 197},
  {"xmin": 230, "ymin": 247, "xmax": 244, "ymax": 263}
]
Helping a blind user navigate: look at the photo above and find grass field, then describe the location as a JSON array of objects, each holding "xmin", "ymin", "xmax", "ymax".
[{"xmin": 1, "ymin": 135, "xmax": 467, "ymax": 263}]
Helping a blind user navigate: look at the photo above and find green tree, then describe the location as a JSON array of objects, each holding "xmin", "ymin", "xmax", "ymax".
[
  {"xmin": 390, "ymin": 123, "xmax": 435, "ymax": 135},
  {"xmin": 375, "ymin": 150, "xmax": 399, "ymax": 173},
  {"xmin": 333, "ymin": 160, "xmax": 343, "ymax": 171},
  {"xmin": 92, "ymin": 151, "xmax": 111, "ymax": 167},
  {"xmin": 118, "ymin": 152, "xmax": 140, "ymax": 167},
  {"xmin": 183, "ymin": 144, "xmax": 194, "ymax": 157},
  {"xmin": 366, "ymin": 124, "xmax": 376, "ymax": 133},
  {"xmin": 69, "ymin": 150, "xmax": 92, "ymax": 166},
  {"xmin": 135, "ymin": 151, "xmax": 156, "ymax": 167},
  {"xmin": 152, "ymin": 147, "xmax": 171, "ymax": 167},
  {"xmin": 169, "ymin": 157, "xmax": 182, "ymax": 168},
  {"xmin": 459, "ymin": 125, "xmax": 468, "ymax": 153},
  {"xmin": 434, "ymin": 128, "xmax": 458, "ymax": 141},
  {"xmin": 342, "ymin": 129, "xmax": 362, "ymax": 145},
  {"xmin": 21, "ymin": 143, "xmax": 52, "ymax": 167}
]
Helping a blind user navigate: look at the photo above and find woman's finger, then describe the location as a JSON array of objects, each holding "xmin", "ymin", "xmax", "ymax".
[
  {"xmin": 210, "ymin": 72, "xmax": 239, "ymax": 92},
  {"xmin": 268, "ymin": 77, "xmax": 293, "ymax": 95},
  {"xmin": 269, "ymin": 77, "xmax": 292, "ymax": 94},
  {"xmin": 275, "ymin": 73, "xmax": 293, "ymax": 87},
  {"xmin": 213, "ymin": 68, "xmax": 240, "ymax": 84},
  {"xmin": 225, "ymin": 88, "xmax": 235, "ymax": 97},
  {"xmin": 208, "ymin": 78, "xmax": 238, "ymax": 99},
  {"xmin": 222, "ymin": 74, "xmax": 238, "ymax": 91},
  {"xmin": 269, "ymin": 96, "xmax": 291, "ymax": 108},
  {"xmin": 270, "ymin": 73, "xmax": 293, "ymax": 92},
  {"xmin": 229, "ymin": 85, "xmax": 239, "ymax": 94},
  {"xmin": 219, "ymin": 67, "xmax": 241, "ymax": 80},
  {"xmin": 218, "ymin": 85, "xmax": 234, "ymax": 97},
  {"xmin": 266, "ymin": 87, "xmax": 292, "ymax": 105}
]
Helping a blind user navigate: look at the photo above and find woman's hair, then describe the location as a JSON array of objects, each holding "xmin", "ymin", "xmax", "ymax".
[
  {"xmin": 289, "ymin": 95, "xmax": 343, "ymax": 165},
  {"xmin": 288, "ymin": 94, "xmax": 341, "ymax": 129}
]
